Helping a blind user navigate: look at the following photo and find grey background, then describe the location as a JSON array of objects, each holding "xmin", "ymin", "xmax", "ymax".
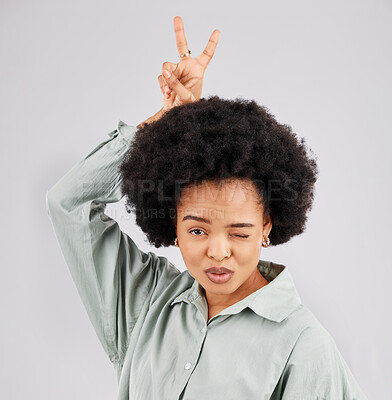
[{"xmin": 1, "ymin": 0, "xmax": 390, "ymax": 399}]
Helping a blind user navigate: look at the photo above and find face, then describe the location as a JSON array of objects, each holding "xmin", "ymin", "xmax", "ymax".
[{"xmin": 174, "ymin": 177, "xmax": 272, "ymax": 308}]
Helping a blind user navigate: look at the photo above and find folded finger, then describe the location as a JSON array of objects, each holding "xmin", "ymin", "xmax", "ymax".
[
  {"xmin": 159, "ymin": 75, "xmax": 171, "ymax": 99},
  {"xmin": 162, "ymin": 69, "xmax": 193, "ymax": 103},
  {"xmin": 162, "ymin": 61, "xmax": 178, "ymax": 74}
]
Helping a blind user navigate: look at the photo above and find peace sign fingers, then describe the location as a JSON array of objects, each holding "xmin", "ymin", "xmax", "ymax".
[
  {"xmin": 159, "ymin": 16, "xmax": 221, "ymax": 110},
  {"xmin": 196, "ymin": 29, "xmax": 221, "ymax": 69},
  {"xmin": 173, "ymin": 16, "xmax": 190, "ymax": 57}
]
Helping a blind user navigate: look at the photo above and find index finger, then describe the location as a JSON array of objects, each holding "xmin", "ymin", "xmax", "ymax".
[
  {"xmin": 173, "ymin": 16, "xmax": 190, "ymax": 57},
  {"xmin": 197, "ymin": 29, "xmax": 221, "ymax": 69}
]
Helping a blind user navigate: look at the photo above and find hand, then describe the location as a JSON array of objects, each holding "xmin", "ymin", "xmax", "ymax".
[{"xmin": 158, "ymin": 16, "xmax": 221, "ymax": 111}]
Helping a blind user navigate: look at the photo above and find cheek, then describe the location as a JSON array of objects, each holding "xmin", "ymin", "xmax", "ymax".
[
  {"xmin": 234, "ymin": 240, "xmax": 262, "ymax": 267},
  {"xmin": 179, "ymin": 239, "xmax": 204, "ymax": 266},
  {"xmin": 236, "ymin": 237, "xmax": 261, "ymax": 253}
]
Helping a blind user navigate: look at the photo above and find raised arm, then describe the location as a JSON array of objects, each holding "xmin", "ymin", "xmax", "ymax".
[{"xmin": 46, "ymin": 121, "xmax": 181, "ymax": 367}]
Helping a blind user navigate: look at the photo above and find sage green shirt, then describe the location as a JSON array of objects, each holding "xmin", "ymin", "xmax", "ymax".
[{"xmin": 46, "ymin": 121, "xmax": 368, "ymax": 400}]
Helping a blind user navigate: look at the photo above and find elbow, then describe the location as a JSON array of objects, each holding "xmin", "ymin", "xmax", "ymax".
[{"xmin": 46, "ymin": 184, "xmax": 64, "ymax": 217}]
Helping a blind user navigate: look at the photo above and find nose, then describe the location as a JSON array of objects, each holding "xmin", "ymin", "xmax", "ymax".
[{"xmin": 207, "ymin": 236, "xmax": 231, "ymax": 261}]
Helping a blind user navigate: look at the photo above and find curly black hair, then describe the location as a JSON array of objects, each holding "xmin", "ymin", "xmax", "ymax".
[{"xmin": 119, "ymin": 95, "xmax": 319, "ymax": 248}]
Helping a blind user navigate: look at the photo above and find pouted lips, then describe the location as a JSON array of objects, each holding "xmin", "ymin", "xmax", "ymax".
[
  {"xmin": 204, "ymin": 267, "xmax": 234, "ymax": 284},
  {"xmin": 204, "ymin": 267, "xmax": 234, "ymax": 274}
]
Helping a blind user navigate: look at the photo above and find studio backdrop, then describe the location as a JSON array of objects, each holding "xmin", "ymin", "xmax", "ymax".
[{"xmin": 1, "ymin": 1, "xmax": 391, "ymax": 399}]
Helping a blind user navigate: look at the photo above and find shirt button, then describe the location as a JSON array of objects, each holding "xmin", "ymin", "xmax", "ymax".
[
  {"xmin": 184, "ymin": 362, "xmax": 192, "ymax": 370},
  {"xmin": 201, "ymin": 326, "xmax": 207, "ymax": 334}
]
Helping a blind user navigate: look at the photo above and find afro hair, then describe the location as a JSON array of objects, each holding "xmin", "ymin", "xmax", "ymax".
[{"xmin": 119, "ymin": 95, "xmax": 319, "ymax": 248}]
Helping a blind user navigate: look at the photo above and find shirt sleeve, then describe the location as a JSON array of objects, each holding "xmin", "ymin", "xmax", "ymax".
[
  {"xmin": 45, "ymin": 120, "xmax": 180, "ymax": 366},
  {"xmin": 272, "ymin": 324, "xmax": 368, "ymax": 400}
]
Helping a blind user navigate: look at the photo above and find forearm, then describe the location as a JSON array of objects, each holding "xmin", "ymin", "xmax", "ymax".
[{"xmin": 136, "ymin": 108, "xmax": 166, "ymax": 130}]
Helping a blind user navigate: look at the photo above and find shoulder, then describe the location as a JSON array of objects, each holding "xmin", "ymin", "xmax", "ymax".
[
  {"xmin": 273, "ymin": 304, "xmax": 368, "ymax": 399},
  {"xmin": 287, "ymin": 305, "xmax": 352, "ymax": 378},
  {"xmin": 291, "ymin": 304, "xmax": 338, "ymax": 357}
]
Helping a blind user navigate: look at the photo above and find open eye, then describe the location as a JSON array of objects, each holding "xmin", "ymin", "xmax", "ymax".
[{"xmin": 189, "ymin": 228, "xmax": 205, "ymax": 236}]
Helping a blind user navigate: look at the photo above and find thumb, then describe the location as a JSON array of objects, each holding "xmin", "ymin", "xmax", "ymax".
[{"xmin": 162, "ymin": 69, "xmax": 194, "ymax": 104}]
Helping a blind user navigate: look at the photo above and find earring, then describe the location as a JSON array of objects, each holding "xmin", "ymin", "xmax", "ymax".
[
  {"xmin": 262, "ymin": 235, "xmax": 270, "ymax": 248},
  {"xmin": 174, "ymin": 237, "xmax": 179, "ymax": 247}
]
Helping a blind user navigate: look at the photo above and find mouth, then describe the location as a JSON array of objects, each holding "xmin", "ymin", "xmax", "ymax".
[
  {"xmin": 204, "ymin": 266, "xmax": 234, "ymax": 274},
  {"xmin": 204, "ymin": 266, "xmax": 234, "ymax": 284}
]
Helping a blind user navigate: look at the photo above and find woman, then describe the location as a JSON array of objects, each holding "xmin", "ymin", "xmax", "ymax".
[{"xmin": 46, "ymin": 16, "xmax": 367, "ymax": 400}]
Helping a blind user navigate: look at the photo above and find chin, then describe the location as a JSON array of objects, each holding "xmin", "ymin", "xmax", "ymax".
[{"xmin": 204, "ymin": 279, "xmax": 237, "ymax": 292}]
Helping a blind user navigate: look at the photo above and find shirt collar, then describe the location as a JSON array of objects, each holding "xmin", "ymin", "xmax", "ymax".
[{"xmin": 170, "ymin": 260, "xmax": 302, "ymax": 323}]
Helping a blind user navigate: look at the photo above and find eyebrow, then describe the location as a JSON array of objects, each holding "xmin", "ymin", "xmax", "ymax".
[{"xmin": 182, "ymin": 215, "xmax": 255, "ymax": 228}]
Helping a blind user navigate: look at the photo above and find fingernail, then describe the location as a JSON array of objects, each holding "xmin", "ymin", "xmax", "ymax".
[{"xmin": 163, "ymin": 69, "xmax": 171, "ymax": 79}]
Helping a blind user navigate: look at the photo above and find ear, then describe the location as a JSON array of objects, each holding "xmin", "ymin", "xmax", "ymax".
[{"xmin": 263, "ymin": 213, "xmax": 272, "ymax": 237}]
